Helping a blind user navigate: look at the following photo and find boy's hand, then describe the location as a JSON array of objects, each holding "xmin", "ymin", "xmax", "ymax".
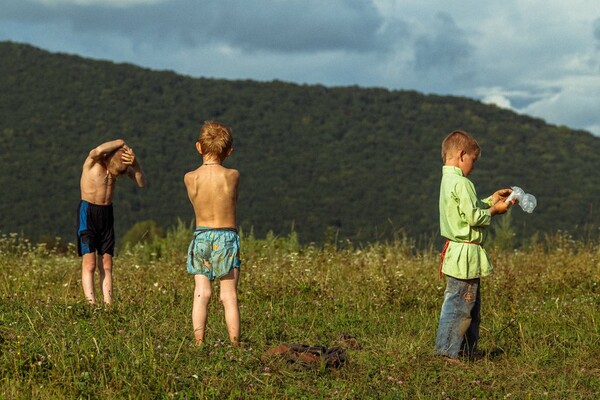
[
  {"xmin": 492, "ymin": 188, "xmax": 512, "ymax": 204},
  {"xmin": 121, "ymin": 147, "xmax": 137, "ymax": 166},
  {"xmin": 490, "ymin": 200, "xmax": 511, "ymax": 216}
]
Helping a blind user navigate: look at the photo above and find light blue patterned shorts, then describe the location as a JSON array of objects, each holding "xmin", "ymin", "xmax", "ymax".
[{"xmin": 187, "ymin": 227, "xmax": 241, "ymax": 280}]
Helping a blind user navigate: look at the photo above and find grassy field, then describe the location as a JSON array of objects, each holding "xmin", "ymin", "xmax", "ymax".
[{"xmin": 0, "ymin": 228, "xmax": 598, "ymax": 399}]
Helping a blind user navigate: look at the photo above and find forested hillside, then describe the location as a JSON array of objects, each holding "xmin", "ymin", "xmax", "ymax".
[{"xmin": 1, "ymin": 41, "xmax": 599, "ymax": 245}]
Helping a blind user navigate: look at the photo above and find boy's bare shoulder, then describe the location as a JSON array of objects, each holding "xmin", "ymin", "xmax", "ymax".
[
  {"xmin": 225, "ymin": 167, "xmax": 240, "ymax": 178},
  {"xmin": 222, "ymin": 167, "xmax": 240, "ymax": 186},
  {"xmin": 184, "ymin": 170, "xmax": 194, "ymax": 178},
  {"xmin": 183, "ymin": 172, "xmax": 197, "ymax": 194},
  {"xmin": 82, "ymin": 153, "xmax": 101, "ymax": 170}
]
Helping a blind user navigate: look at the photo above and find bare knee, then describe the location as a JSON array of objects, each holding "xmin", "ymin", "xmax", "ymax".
[
  {"xmin": 100, "ymin": 254, "xmax": 113, "ymax": 268},
  {"xmin": 220, "ymin": 290, "xmax": 238, "ymax": 306},
  {"xmin": 194, "ymin": 288, "xmax": 212, "ymax": 305},
  {"xmin": 101, "ymin": 263, "xmax": 113, "ymax": 275},
  {"xmin": 82, "ymin": 256, "xmax": 96, "ymax": 273}
]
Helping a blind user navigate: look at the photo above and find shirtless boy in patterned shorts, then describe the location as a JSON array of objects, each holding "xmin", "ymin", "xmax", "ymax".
[{"xmin": 185, "ymin": 121, "xmax": 241, "ymax": 347}]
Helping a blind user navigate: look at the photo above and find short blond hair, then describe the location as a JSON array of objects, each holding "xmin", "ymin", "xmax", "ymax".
[
  {"xmin": 441, "ymin": 130, "xmax": 481, "ymax": 163},
  {"xmin": 198, "ymin": 121, "xmax": 233, "ymax": 159},
  {"xmin": 107, "ymin": 148, "xmax": 128, "ymax": 174}
]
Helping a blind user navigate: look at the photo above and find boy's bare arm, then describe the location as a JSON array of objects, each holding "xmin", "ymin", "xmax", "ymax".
[
  {"xmin": 184, "ymin": 171, "xmax": 197, "ymax": 201},
  {"xmin": 88, "ymin": 139, "xmax": 126, "ymax": 161},
  {"xmin": 83, "ymin": 139, "xmax": 126, "ymax": 171},
  {"xmin": 232, "ymin": 169, "xmax": 240, "ymax": 202},
  {"xmin": 123, "ymin": 147, "xmax": 146, "ymax": 188},
  {"xmin": 125, "ymin": 164, "xmax": 145, "ymax": 188}
]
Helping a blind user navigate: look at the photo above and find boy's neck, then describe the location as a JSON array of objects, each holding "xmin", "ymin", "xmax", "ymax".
[
  {"xmin": 202, "ymin": 156, "xmax": 223, "ymax": 166},
  {"xmin": 444, "ymin": 158, "xmax": 459, "ymax": 168}
]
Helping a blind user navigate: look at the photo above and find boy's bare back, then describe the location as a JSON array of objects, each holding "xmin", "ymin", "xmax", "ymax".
[{"xmin": 185, "ymin": 164, "xmax": 239, "ymax": 228}]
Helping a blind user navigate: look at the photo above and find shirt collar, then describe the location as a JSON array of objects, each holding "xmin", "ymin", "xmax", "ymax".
[{"xmin": 442, "ymin": 165, "xmax": 464, "ymax": 176}]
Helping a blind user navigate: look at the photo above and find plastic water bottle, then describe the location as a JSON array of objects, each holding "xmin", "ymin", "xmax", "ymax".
[
  {"xmin": 519, "ymin": 193, "xmax": 537, "ymax": 213},
  {"xmin": 505, "ymin": 186, "xmax": 537, "ymax": 213}
]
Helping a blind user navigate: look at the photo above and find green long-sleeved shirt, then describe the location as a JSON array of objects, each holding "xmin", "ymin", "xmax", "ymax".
[{"xmin": 439, "ymin": 166, "xmax": 494, "ymax": 279}]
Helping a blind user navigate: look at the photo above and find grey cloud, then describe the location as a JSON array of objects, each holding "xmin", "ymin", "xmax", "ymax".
[
  {"xmin": 2, "ymin": 0, "xmax": 402, "ymax": 53},
  {"xmin": 413, "ymin": 12, "xmax": 474, "ymax": 72},
  {"xmin": 219, "ymin": 0, "xmax": 397, "ymax": 52}
]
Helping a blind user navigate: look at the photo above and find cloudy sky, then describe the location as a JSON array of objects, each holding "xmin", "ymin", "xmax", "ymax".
[{"xmin": 2, "ymin": 0, "xmax": 600, "ymax": 135}]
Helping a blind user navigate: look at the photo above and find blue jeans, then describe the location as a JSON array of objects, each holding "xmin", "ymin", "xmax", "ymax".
[{"xmin": 434, "ymin": 276, "xmax": 481, "ymax": 358}]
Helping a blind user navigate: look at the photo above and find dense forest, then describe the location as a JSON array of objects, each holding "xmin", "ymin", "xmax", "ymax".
[{"xmin": 1, "ymin": 41, "xmax": 599, "ymax": 246}]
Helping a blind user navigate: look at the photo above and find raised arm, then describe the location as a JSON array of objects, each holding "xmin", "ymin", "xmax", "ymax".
[
  {"xmin": 88, "ymin": 139, "xmax": 126, "ymax": 161},
  {"xmin": 122, "ymin": 146, "xmax": 146, "ymax": 188}
]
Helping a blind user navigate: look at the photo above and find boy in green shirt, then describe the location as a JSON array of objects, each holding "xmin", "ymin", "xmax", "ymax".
[{"xmin": 435, "ymin": 130, "xmax": 512, "ymax": 360}]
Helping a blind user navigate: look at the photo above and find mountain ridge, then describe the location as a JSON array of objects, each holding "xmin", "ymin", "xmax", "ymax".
[{"xmin": 1, "ymin": 41, "xmax": 599, "ymax": 245}]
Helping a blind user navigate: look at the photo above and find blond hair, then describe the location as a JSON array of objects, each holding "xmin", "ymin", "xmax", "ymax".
[
  {"xmin": 441, "ymin": 130, "xmax": 481, "ymax": 163},
  {"xmin": 107, "ymin": 148, "xmax": 128, "ymax": 174},
  {"xmin": 198, "ymin": 121, "xmax": 233, "ymax": 159}
]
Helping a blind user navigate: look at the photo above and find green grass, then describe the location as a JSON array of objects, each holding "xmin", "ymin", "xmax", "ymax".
[{"xmin": 0, "ymin": 230, "xmax": 598, "ymax": 399}]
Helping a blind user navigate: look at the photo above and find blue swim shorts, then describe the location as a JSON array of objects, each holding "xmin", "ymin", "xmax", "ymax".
[{"xmin": 186, "ymin": 227, "xmax": 241, "ymax": 280}]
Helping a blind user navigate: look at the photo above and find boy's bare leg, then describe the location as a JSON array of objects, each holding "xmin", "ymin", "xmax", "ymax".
[
  {"xmin": 81, "ymin": 253, "xmax": 97, "ymax": 305},
  {"xmin": 220, "ymin": 268, "xmax": 240, "ymax": 346},
  {"xmin": 98, "ymin": 254, "xmax": 113, "ymax": 305},
  {"xmin": 192, "ymin": 274, "xmax": 212, "ymax": 346}
]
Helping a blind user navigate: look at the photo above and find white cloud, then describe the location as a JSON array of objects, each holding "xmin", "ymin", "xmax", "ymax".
[
  {"xmin": 522, "ymin": 76, "xmax": 600, "ymax": 135},
  {"xmin": 482, "ymin": 94, "xmax": 513, "ymax": 110}
]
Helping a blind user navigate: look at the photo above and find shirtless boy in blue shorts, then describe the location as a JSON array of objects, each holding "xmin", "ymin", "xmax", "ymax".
[
  {"xmin": 77, "ymin": 139, "xmax": 145, "ymax": 305},
  {"xmin": 185, "ymin": 121, "xmax": 241, "ymax": 347}
]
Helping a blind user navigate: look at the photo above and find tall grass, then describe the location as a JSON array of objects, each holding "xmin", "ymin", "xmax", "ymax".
[{"xmin": 0, "ymin": 228, "xmax": 598, "ymax": 399}]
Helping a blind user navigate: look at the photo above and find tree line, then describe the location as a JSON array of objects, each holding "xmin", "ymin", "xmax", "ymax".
[{"xmin": 1, "ymin": 41, "xmax": 599, "ymax": 247}]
